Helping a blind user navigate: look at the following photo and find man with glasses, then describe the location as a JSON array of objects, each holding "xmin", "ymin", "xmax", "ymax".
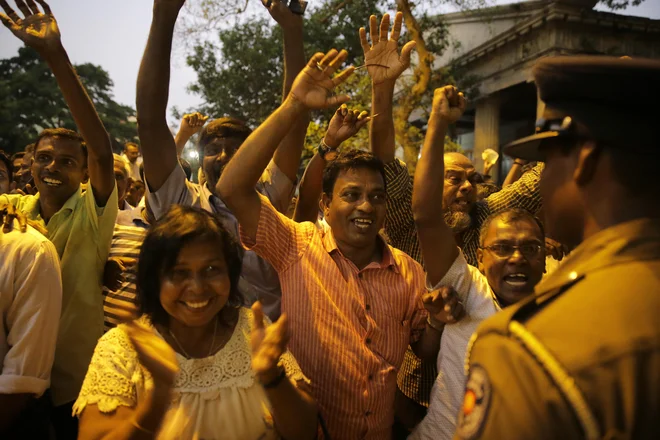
[
  {"xmin": 407, "ymin": 86, "xmax": 546, "ymax": 440},
  {"xmin": 453, "ymin": 56, "xmax": 660, "ymax": 439}
]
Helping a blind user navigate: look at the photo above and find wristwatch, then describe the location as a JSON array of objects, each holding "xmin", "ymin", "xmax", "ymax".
[
  {"xmin": 318, "ymin": 139, "xmax": 339, "ymax": 161},
  {"xmin": 288, "ymin": 0, "xmax": 308, "ymax": 15}
]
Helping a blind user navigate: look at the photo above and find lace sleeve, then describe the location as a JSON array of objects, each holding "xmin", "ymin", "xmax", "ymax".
[
  {"xmin": 281, "ymin": 350, "xmax": 309, "ymax": 385},
  {"xmin": 72, "ymin": 326, "xmax": 141, "ymax": 416}
]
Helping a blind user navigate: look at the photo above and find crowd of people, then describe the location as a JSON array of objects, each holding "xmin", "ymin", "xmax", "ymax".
[{"xmin": 1, "ymin": 0, "xmax": 659, "ymax": 439}]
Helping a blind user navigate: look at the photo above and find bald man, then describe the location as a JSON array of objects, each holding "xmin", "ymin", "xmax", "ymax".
[{"xmin": 385, "ymin": 152, "xmax": 544, "ymax": 266}]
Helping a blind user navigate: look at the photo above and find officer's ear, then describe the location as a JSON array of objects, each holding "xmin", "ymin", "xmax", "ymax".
[
  {"xmin": 477, "ymin": 247, "xmax": 485, "ymax": 274},
  {"xmin": 573, "ymin": 141, "xmax": 601, "ymax": 187}
]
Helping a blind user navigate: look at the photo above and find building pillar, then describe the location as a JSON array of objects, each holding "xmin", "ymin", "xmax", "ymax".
[{"xmin": 474, "ymin": 93, "xmax": 501, "ymax": 181}]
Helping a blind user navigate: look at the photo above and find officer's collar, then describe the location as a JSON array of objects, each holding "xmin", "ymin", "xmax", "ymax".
[{"xmin": 535, "ymin": 218, "xmax": 660, "ymax": 298}]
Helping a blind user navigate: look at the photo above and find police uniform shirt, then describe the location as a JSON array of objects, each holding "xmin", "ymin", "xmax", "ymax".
[{"xmin": 454, "ymin": 218, "xmax": 660, "ymax": 440}]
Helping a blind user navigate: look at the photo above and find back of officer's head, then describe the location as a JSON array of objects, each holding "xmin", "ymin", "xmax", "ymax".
[{"xmin": 528, "ymin": 56, "xmax": 660, "ymax": 249}]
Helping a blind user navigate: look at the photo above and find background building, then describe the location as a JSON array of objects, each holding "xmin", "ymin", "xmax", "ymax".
[{"xmin": 439, "ymin": 0, "xmax": 660, "ymax": 181}]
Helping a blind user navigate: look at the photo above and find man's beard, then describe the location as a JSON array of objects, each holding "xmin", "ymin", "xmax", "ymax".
[{"xmin": 444, "ymin": 209, "xmax": 472, "ymax": 234}]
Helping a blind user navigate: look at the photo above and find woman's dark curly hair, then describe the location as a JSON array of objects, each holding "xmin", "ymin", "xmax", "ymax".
[{"xmin": 136, "ymin": 205, "xmax": 244, "ymax": 328}]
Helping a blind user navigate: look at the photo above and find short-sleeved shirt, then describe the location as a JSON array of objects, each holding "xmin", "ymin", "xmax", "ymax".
[
  {"xmin": 147, "ymin": 162, "xmax": 294, "ymax": 319},
  {"xmin": 240, "ymin": 194, "xmax": 429, "ymax": 440},
  {"xmin": 74, "ymin": 308, "xmax": 309, "ymax": 439},
  {"xmin": 102, "ymin": 224, "xmax": 147, "ymax": 331},
  {"xmin": 0, "ymin": 223, "xmax": 62, "ymax": 397},
  {"xmin": 3, "ymin": 184, "xmax": 118, "ymax": 405},
  {"xmin": 411, "ymin": 252, "xmax": 500, "ymax": 440}
]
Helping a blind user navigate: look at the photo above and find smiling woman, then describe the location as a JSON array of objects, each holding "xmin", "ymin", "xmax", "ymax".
[{"xmin": 73, "ymin": 205, "xmax": 319, "ymax": 439}]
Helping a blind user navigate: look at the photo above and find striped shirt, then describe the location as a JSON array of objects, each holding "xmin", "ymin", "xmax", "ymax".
[
  {"xmin": 383, "ymin": 159, "xmax": 543, "ymax": 406},
  {"xmin": 240, "ymin": 194, "xmax": 429, "ymax": 440},
  {"xmin": 102, "ymin": 224, "xmax": 147, "ymax": 331}
]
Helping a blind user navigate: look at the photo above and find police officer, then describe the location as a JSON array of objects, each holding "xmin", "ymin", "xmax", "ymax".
[{"xmin": 454, "ymin": 56, "xmax": 660, "ymax": 440}]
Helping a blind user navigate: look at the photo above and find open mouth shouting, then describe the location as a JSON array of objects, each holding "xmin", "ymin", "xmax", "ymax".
[{"xmin": 503, "ymin": 273, "xmax": 529, "ymax": 289}]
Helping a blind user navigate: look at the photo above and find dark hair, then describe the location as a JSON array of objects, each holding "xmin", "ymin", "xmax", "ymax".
[
  {"xmin": 124, "ymin": 142, "xmax": 139, "ymax": 151},
  {"xmin": 198, "ymin": 117, "xmax": 252, "ymax": 153},
  {"xmin": 136, "ymin": 205, "xmax": 244, "ymax": 328},
  {"xmin": 0, "ymin": 150, "xmax": 12, "ymax": 182},
  {"xmin": 322, "ymin": 149, "xmax": 387, "ymax": 196},
  {"xmin": 476, "ymin": 182, "xmax": 501, "ymax": 200},
  {"xmin": 479, "ymin": 208, "xmax": 545, "ymax": 246},
  {"xmin": 179, "ymin": 158, "xmax": 192, "ymax": 181},
  {"xmin": 35, "ymin": 128, "xmax": 88, "ymax": 164},
  {"xmin": 10, "ymin": 151, "xmax": 24, "ymax": 162}
]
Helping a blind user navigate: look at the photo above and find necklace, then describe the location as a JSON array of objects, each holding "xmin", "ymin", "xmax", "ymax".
[{"xmin": 169, "ymin": 318, "xmax": 218, "ymax": 359}]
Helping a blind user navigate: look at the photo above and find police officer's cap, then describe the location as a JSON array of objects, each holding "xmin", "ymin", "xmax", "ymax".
[{"xmin": 504, "ymin": 56, "xmax": 660, "ymax": 161}]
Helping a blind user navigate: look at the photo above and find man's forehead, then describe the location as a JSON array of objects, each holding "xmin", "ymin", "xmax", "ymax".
[
  {"xmin": 486, "ymin": 218, "xmax": 543, "ymax": 242},
  {"xmin": 336, "ymin": 168, "xmax": 385, "ymax": 188}
]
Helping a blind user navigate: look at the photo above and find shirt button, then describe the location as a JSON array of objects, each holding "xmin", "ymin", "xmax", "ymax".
[
  {"xmin": 366, "ymin": 338, "xmax": 371, "ymax": 344},
  {"xmin": 358, "ymin": 273, "xmax": 364, "ymax": 279},
  {"xmin": 363, "ymin": 389, "xmax": 369, "ymax": 399},
  {"xmin": 365, "ymin": 304, "xmax": 371, "ymax": 311},
  {"xmin": 368, "ymin": 374, "xmax": 373, "ymax": 380},
  {"xmin": 569, "ymin": 271, "xmax": 578, "ymax": 280},
  {"xmin": 365, "ymin": 410, "xmax": 372, "ymax": 416}
]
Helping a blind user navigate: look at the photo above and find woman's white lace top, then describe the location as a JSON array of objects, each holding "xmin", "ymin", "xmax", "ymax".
[{"xmin": 73, "ymin": 308, "xmax": 308, "ymax": 439}]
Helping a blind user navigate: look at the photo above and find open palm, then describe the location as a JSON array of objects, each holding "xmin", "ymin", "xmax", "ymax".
[
  {"xmin": 0, "ymin": 1, "xmax": 61, "ymax": 52},
  {"xmin": 290, "ymin": 50, "xmax": 355, "ymax": 110},
  {"xmin": 325, "ymin": 105, "xmax": 370, "ymax": 147},
  {"xmin": 360, "ymin": 12, "xmax": 416, "ymax": 85}
]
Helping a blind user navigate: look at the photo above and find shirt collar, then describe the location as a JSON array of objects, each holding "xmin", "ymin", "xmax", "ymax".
[
  {"xmin": 536, "ymin": 218, "xmax": 660, "ymax": 295},
  {"xmin": 322, "ymin": 227, "xmax": 400, "ymax": 273},
  {"xmin": 30, "ymin": 186, "xmax": 82, "ymax": 219},
  {"xmin": 200, "ymin": 182, "xmax": 228, "ymax": 211}
]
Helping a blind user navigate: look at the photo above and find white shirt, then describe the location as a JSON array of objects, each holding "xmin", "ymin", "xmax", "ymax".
[
  {"xmin": 0, "ymin": 223, "xmax": 62, "ymax": 397},
  {"xmin": 410, "ymin": 251, "xmax": 500, "ymax": 440},
  {"xmin": 121, "ymin": 154, "xmax": 142, "ymax": 182},
  {"xmin": 74, "ymin": 308, "xmax": 308, "ymax": 439}
]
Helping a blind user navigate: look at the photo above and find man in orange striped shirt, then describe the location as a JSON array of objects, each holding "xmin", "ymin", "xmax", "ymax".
[{"xmin": 218, "ymin": 50, "xmax": 463, "ymax": 439}]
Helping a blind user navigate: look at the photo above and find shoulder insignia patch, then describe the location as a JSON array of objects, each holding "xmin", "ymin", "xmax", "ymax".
[{"xmin": 456, "ymin": 364, "xmax": 492, "ymax": 439}]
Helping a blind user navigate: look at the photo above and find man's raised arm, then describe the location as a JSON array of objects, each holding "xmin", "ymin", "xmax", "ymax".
[
  {"xmin": 135, "ymin": 0, "xmax": 184, "ymax": 191},
  {"xmin": 263, "ymin": 0, "xmax": 310, "ymax": 183},
  {"xmin": 361, "ymin": 12, "xmax": 415, "ymax": 163},
  {"xmin": 413, "ymin": 86, "xmax": 466, "ymax": 286},
  {"xmin": 0, "ymin": 0, "xmax": 114, "ymax": 205},
  {"xmin": 217, "ymin": 50, "xmax": 354, "ymax": 240}
]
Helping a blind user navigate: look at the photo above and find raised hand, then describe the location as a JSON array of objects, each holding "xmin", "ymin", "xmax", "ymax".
[
  {"xmin": 261, "ymin": 0, "xmax": 302, "ymax": 29},
  {"xmin": 423, "ymin": 286, "xmax": 466, "ymax": 325},
  {"xmin": 125, "ymin": 319, "xmax": 179, "ymax": 389},
  {"xmin": 0, "ymin": 0, "xmax": 61, "ymax": 53},
  {"xmin": 289, "ymin": 50, "xmax": 354, "ymax": 110},
  {"xmin": 179, "ymin": 112, "xmax": 209, "ymax": 138},
  {"xmin": 1, "ymin": 201, "xmax": 27, "ymax": 233},
  {"xmin": 430, "ymin": 86, "xmax": 467, "ymax": 125},
  {"xmin": 251, "ymin": 302, "xmax": 290, "ymax": 384},
  {"xmin": 103, "ymin": 257, "xmax": 138, "ymax": 292},
  {"xmin": 324, "ymin": 105, "xmax": 371, "ymax": 148},
  {"xmin": 359, "ymin": 12, "xmax": 416, "ymax": 86}
]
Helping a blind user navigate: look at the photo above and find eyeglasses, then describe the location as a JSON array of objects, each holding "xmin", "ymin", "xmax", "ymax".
[{"xmin": 481, "ymin": 243, "xmax": 543, "ymax": 259}]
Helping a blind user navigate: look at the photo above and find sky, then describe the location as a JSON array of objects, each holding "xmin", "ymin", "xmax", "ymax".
[{"xmin": 1, "ymin": 0, "xmax": 659, "ymax": 125}]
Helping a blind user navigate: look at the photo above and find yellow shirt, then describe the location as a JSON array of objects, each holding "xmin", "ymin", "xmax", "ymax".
[{"xmin": 3, "ymin": 184, "xmax": 118, "ymax": 405}]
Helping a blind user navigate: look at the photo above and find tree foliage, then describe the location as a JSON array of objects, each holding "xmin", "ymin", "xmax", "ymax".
[
  {"xmin": 598, "ymin": 0, "xmax": 645, "ymax": 10},
  {"xmin": 0, "ymin": 47, "xmax": 138, "ymax": 154}
]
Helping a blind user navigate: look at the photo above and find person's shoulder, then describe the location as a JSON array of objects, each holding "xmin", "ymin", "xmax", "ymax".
[
  {"xmin": 389, "ymin": 244, "xmax": 422, "ymax": 270},
  {"xmin": 0, "ymin": 222, "xmax": 52, "ymax": 252}
]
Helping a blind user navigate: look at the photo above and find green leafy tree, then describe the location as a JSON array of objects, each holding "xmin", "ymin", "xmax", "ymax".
[{"xmin": 0, "ymin": 46, "xmax": 138, "ymax": 154}]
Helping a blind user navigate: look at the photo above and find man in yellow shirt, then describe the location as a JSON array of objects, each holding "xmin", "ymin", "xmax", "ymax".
[{"xmin": 0, "ymin": 2, "xmax": 117, "ymax": 437}]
